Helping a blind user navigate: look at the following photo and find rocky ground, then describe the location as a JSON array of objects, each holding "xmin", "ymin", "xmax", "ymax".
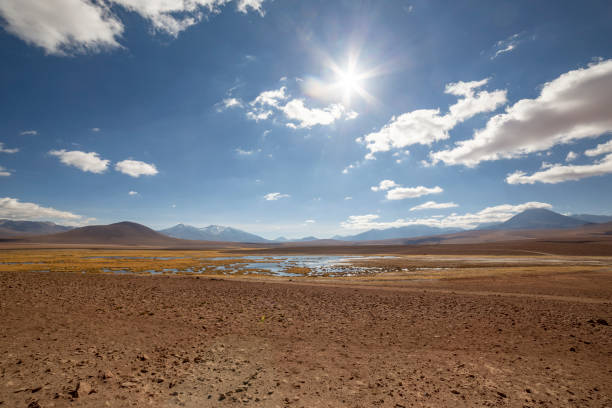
[{"xmin": 0, "ymin": 268, "xmax": 611, "ymax": 407}]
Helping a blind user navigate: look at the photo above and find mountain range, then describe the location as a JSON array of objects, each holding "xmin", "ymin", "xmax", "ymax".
[
  {"xmin": 158, "ymin": 224, "xmax": 269, "ymax": 243},
  {"xmin": 0, "ymin": 219, "xmax": 72, "ymax": 237},
  {"xmin": 1, "ymin": 209, "xmax": 611, "ymax": 242}
]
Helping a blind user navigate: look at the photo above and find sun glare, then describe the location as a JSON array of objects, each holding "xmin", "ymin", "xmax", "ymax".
[{"xmin": 333, "ymin": 64, "xmax": 369, "ymax": 104}]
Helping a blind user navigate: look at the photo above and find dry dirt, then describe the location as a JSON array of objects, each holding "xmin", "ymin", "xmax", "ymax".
[{"xmin": 1, "ymin": 265, "xmax": 611, "ymax": 407}]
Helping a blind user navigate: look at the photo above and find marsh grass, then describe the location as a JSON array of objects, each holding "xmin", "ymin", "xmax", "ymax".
[{"xmin": 0, "ymin": 249, "xmax": 610, "ymax": 280}]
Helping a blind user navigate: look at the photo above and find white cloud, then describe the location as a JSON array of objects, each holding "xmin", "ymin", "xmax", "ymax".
[
  {"xmin": 0, "ymin": 0, "xmax": 123, "ymax": 55},
  {"xmin": 247, "ymin": 86, "xmax": 357, "ymax": 128},
  {"xmin": 235, "ymin": 148, "xmax": 261, "ymax": 155},
  {"xmin": 0, "ymin": 0, "xmax": 266, "ymax": 55},
  {"xmin": 565, "ymin": 151, "xmax": 578, "ymax": 162},
  {"xmin": 20, "ymin": 130, "xmax": 37, "ymax": 136},
  {"xmin": 344, "ymin": 196, "xmax": 352, "ymax": 200},
  {"xmin": 506, "ymin": 153, "xmax": 612, "ymax": 184},
  {"xmin": 341, "ymin": 201, "xmax": 552, "ymax": 231},
  {"xmin": 128, "ymin": 190, "xmax": 138, "ymax": 196},
  {"xmin": 49, "ymin": 149, "xmax": 110, "ymax": 173},
  {"xmin": 250, "ymin": 86, "xmax": 287, "ymax": 108},
  {"xmin": 410, "ymin": 201, "xmax": 458, "ymax": 211},
  {"xmin": 431, "ymin": 59, "xmax": 612, "ymax": 167},
  {"xmin": 264, "ymin": 192, "xmax": 289, "ymax": 201},
  {"xmin": 358, "ymin": 78, "xmax": 506, "ymax": 159},
  {"xmin": 491, "ymin": 33, "xmax": 525, "ymax": 59},
  {"xmin": 371, "ymin": 180, "xmax": 443, "ymax": 200},
  {"xmin": 217, "ymin": 97, "xmax": 243, "ymax": 111},
  {"xmin": 0, "ymin": 196, "xmax": 92, "ymax": 225},
  {"xmin": 371, "ymin": 179, "xmax": 398, "ymax": 192},
  {"xmin": 91, "ymin": 127, "xmax": 101, "ymax": 132},
  {"xmin": 305, "ymin": 219, "xmax": 315, "ymax": 224},
  {"xmin": 115, "ymin": 159, "xmax": 158, "ymax": 177},
  {"xmin": 585, "ymin": 138, "xmax": 612, "ymax": 157},
  {"xmin": 0, "ymin": 166, "xmax": 11, "ymax": 177},
  {"xmin": 0, "ymin": 142, "xmax": 19, "ymax": 154},
  {"xmin": 281, "ymin": 99, "xmax": 355, "ymax": 128},
  {"xmin": 385, "ymin": 186, "xmax": 443, "ymax": 200},
  {"xmin": 236, "ymin": 0, "xmax": 265, "ymax": 15}
]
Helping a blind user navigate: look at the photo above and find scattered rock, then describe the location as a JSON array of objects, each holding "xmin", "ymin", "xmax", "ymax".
[
  {"xmin": 120, "ymin": 382, "xmax": 138, "ymax": 388},
  {"xmin": 137, "ymin": 353, "xmax": 150, "ymax": 361},
  {"xmin": 27, "ymin": 402, "xmax": 41, "ymax": 408},
  {"xmin": 76, "ymin": 381, "xmax": 93, "ymax": 397}
]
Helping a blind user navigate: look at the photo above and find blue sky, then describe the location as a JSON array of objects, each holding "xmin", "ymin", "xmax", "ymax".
[{"xmin": 1, "ymin": 0, "xmax": 612, "ymax": 239}]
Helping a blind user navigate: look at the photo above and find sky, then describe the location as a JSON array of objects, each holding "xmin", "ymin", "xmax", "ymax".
[{"xmin": 1, "ymin": 0, "xmax": 612, "ymax": 239}]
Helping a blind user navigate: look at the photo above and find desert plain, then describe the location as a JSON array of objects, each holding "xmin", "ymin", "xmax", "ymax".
[{"xmin": 0, "ymin": 243, "xmax": 611, "ymax": 408}]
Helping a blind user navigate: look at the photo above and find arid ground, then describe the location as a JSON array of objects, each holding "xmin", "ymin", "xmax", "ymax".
[{"xmin": 1, "ymin": 249, "xmax": 611, "ymax": 407}]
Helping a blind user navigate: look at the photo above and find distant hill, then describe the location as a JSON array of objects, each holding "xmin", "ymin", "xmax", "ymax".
[
  {"xmin": 571, "ymin": 214, "xmax": 612, "ymax": 224},
  {"xmin": 159, "ymin": 224, "xmax": 269, "ymax": 243},
  {"xmin": 16, "ymin": 221, "xmax": 184, "ymax": 245},
  {"xmin": 335, "ymin": 225, "xmax": 463, "ymax": 241},
  {"xmin": 0, "ymin": 219, "xmax": 72, "ymax": 237},
  {"xmin": 491, "ymin": 209, "xmax": 588, "ymax": 230}
]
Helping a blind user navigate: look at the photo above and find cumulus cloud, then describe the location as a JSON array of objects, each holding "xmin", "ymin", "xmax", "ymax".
[
  {"xmin": 341, "ymin": 201, "xmax": 552, "ymax": 230},
  {"xmin": 585, "ymin": 138, "xmax": 612, "ymax": 157},
  {"xmin": 386, "ymin": 186, "xmax": 443, "ymax": 200},
  {"xmin": 431, "ymin": 59, "xmax": 612, "ymax": 167},
  {"xmin": 217, "ymin": 97, "xmax": 243, "ymax": 112},
  {"xmin": 305, "ymin": 219, "xmax": 315, "ymax": 224},
  {"xmin": 91, "ymin": 127, "xmax": 101, "ymax": 132},
  {"xmin": 410, "ymin": 201, "xmax": 458, "ymax": 211},
  {"xmin": 49, "ymin": 149, "xmax": 110, "ymax": 173},
  {"xmin": 0, "ymin": 166, "xmax": 11, "ymax": 177},
  {"xmin": 0, "ymin": 196, "xmax": 92, "ymax": 225},
  {"xmin": 264, "ymin": 192, "xmax": 289, "ymax": 201},
  {"xmin": 247, "ymin": 86, "xmax": 357, "ymax": 128},
  {"xmin": 358, "ymin": 78, "xmax": 506, "ymax": 159},
  {"xmin": 0, "ymin": 142, "xmax": 19, "ymax": 154},
  {"xmin": 565, "ymin": 151, "xmax": 578, "ymax": 162},
  {"xmin": 128, "ymin": 190, "xmax": 138, "ymax": 196},
  {"xmin": 236, "ymin": 0, "xmax": 265, "ymax": 15},
  {"xmin": 20, "ymin": 130, "xmax": 37, "ymax": 136},
  {"xmin": 281, "ymin": 99, "xmax": 356, "ymax": 128},
  {"xmin": 370, "ymin": 179, "xmax": 398, "ymax": 192},
  {"xmin": 115, "ymin": 159, "xmax": 158, "ymax": 177},
  {"xmin": 0, "ymin": 0, "xmax": 123, "ymax": 55},
  {"xmin": 0, "ymin": 0, "xmax": 266, "ymax": 55},
  {"xmin": 344, "ymin": 196, "xmax": 352, "ymax": 200},
  {"xmin": 506, "ymin": 153, "xmax": 612, "ymax": 184},
  {"xmin": 250, "ymin": 87, "xmax": 287, "ymax": 108},
  {"xmin": 371, "ymin": 180, "xmax": 443, "ymax": 200}
]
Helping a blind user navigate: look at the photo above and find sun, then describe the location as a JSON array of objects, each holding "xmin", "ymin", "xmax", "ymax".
[
  {"xmin": 333, "ymin": 65, "xmax": 368, "ymax": 104},
  {"xmin": 337, "ymin": 68, "xmax": 362, "ymax": 95}
]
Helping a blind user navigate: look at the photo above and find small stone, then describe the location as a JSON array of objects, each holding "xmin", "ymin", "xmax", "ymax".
[
  {"xmin": 120, "ymin": 381, "xmax": 137, "ymax": 388},
  {"xmin": 137, "ymin": 353, "xmax": 150, "ymax": 361},
  {"xmin": 570, "ymin": 347, "xmax": 576, "ymax": 352},
  {"xmin": 596, "ymin": 319, "xmax": 608, "ymax": 326},
  {"xmin": 497, "ymin": 391, "xmax": 507, "ymax": 398},
  {"xmin": 75, "ymin": 381, "xmax": 93, "ymax": 397},
  {"xmin": 28, "ymin": 402, "xmax": 41, "ymax": 408},
  {"xmin": 102, "ymin": 370, "xmax": 113, "ymax": 380}
]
